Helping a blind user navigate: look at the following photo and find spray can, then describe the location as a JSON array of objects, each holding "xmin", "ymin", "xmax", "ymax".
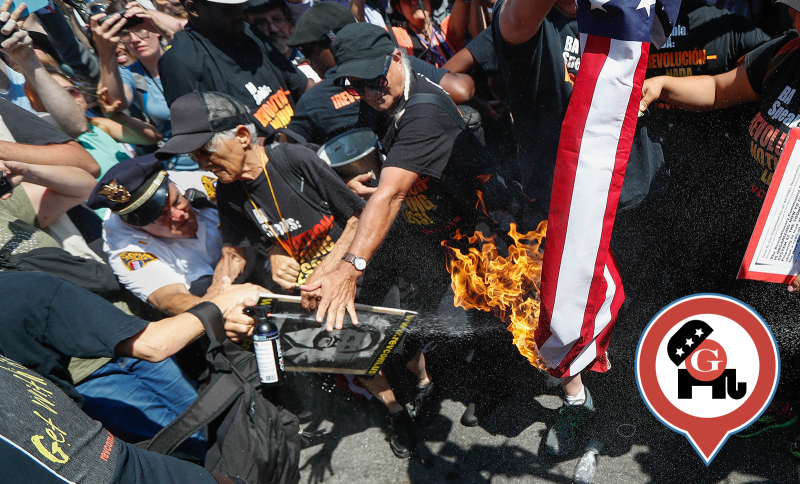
[{"xmin": 245, "ymin": 303, "xmax": 285, "ymax": 386}]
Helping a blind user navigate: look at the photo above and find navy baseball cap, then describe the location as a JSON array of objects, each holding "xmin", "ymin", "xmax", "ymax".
[
  {"xmin": 331, "ymin": 23, "xmax": 395, "ymax": 85},
  {"xmin": 87, "ymin": 154, "xmax": 170, "ymax": 226},
  {"xmin": 287, "ymin": 2, "xmax": 355, "ymax": 48},
  {"xmin": 156, "ymin": 91, "xmax": 254, "ymax": 161}
]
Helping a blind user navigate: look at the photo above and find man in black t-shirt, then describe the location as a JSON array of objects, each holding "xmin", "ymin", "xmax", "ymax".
[
  {"xmin": 159, "ymin": 0, "xmax": 312, "ymax": 140},
  {"xmin": 285, "ymin": 2, "xmax": 474, "ymax": 148},
  {"xmin": 0, "ymin": 353, "xmax": 244, "ymax": 484},
  {"xmin": 157, "ymin": 90, "xmax": 430, "ymax": 460},
  {"xmin": 0, "ymin": 271, "xmax": 264, "ymax": 454},
  {"xmin": 157, "ymin": 91, "xmax": 365, "ymax": 292}
]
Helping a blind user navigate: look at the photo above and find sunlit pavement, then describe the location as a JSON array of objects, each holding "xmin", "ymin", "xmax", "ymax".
[{"xmin": 292, "ymin": 202, "xmax": 800, "ymax": 483}]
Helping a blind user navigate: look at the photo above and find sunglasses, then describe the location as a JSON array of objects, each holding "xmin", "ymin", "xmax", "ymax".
[
  {"xmin": 120, "ymin": 28, "xmax": 151, "ymax": 42},
  {"xmin": 344, "ymin": 56, "xmax": 392, "ymax": 97}
]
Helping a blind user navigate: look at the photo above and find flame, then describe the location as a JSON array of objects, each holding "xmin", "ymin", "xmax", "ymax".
[{"xmin": 442, "ymin": 221, "xmax": 548, "ymax": 369}]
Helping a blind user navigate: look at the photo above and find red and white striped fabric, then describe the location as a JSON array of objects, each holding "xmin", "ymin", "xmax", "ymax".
[{"xmin": 536, "ymin": 34, "xmax": 650, "ymax": 378}]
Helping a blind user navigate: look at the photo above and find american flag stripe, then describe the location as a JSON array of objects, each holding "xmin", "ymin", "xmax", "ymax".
[{"xmin": 537, "ymin": 34, "xmax": 650, "ymax": 377}]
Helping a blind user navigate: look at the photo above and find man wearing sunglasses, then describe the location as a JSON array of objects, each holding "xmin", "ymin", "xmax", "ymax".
[{"xmin": 88, "ymin": 155, "xmax": 253, "ymax": 324}]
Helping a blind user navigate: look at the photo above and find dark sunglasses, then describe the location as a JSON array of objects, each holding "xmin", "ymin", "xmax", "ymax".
[{"xmin": 344, "ymin": 56, "xmax": 392, "ymax": 97}]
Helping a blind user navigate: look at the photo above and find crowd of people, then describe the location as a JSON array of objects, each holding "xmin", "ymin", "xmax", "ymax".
[{"xmin": 0, "ymin": 0, "xmax": 799, "ymax": 480}]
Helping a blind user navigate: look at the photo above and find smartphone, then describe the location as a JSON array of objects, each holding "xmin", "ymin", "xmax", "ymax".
[
  {"xmin": 99, "ymin": 10, "xmax": 145, "ymax": 28},
  {"xmin": 0, "ymin": 174, "xmax": 13, "ymax": 198}
]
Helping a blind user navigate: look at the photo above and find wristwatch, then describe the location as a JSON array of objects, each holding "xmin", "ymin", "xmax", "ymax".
[{"xmin": 342, "ymin": 253, "xmax": 367, "ymax": 271}]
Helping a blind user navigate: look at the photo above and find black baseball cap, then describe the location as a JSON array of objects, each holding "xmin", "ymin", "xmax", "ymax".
[
  {"xmin": 331, "ymin": 23, "xmax": 395, "ymax": 85},
  {"xmin": 286, "ymin": 2, "xmax": 355, "ymax": 48},
  {"xmin": 156, "ymin": 91, "xmax": 254, "ymax": 161},
  {"xmin": 87, "ymin": 154, "xmax": 170, "ymax": 227},
  {"xmin": 776, "ymin": 0, "xmax": 800, "ymax": 11}
]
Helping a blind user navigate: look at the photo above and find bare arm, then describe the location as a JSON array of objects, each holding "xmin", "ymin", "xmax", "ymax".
[
  {"xmin": 91, "ymin": 115, "xmax": 163, "ymax": 145},
  {"xmin": 439, "ymin": 72, "xmax": 475, "ymax": 104},
  {"xmin": 0, "ymin": 160, "xmax": 97, "ymax": 227},
  {"xmin": 116, "ymin": 280, "xmax": 265, "ymax": 361},
  {"xmin": 301, "ymin": 167, "xmax": 419, "ymax": 330},
  {"xmin": 349, "ymin": 0, "xmax": 365, "ymax": 22},
  {"xmin": 442, "ymin": 44, "xmax": 479, "ymax": 74},
  {"xmin": 468, "ymin": 1, "xmax": 487, "ymax": 39},
  {"xmin": 447, "ymin": 0, "xmax": 471, "ymax": 47},
  {"xmin": 206, "ymin": 246, "xmax": 248, "ymax": 298},
  {"xmin": 498, "ymin": 0, "xmax": 557, "ymax": 46},
  {"xmin": 147, "ymin": 283, "xmax": 202, "ymax": 315},
  {"xmin": 0, "ymin": 4, "xmax": 89, "ymax": 138},
  {"xmin": 0, "ymin": 140, "xmax": 100, "ymax": 177},
  {"xmin": 639, "ymin": 65, "xmax": 760, "ymax": 114},
  {"xmin": 91, "ymin": 13, "xmax": 135, "ymax": 110}
]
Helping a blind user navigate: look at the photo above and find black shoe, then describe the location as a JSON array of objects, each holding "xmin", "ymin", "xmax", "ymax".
[
  {"xmin": 388, "ymin": 410, "xmax": 415, "ymax": 459},
  {"xmin": 412, "ymin": 381, "xmax": 438, "ymax": 424},
  {"xmin": 461, "ymin": 402, "xmax": 479, "ymax": 427},
  {"xmin": 545, "ymin": 388, "xmax": 596, "ymax": 456}
]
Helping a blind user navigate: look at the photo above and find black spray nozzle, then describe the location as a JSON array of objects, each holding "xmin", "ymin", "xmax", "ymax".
[{"xmin": 244, "ymin": 297, "xmax": 275, "ymax": 319}]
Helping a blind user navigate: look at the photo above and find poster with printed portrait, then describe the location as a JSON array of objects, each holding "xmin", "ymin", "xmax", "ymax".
[{"xmin": 244, "ymin": 295, "xmax": 417, "ymax": 375}]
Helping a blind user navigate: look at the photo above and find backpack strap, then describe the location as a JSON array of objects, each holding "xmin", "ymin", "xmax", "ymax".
[
  {"xmin": 144, "ymin": 368, "xmax": 246, "ymax": 455},
  {"xmin": 403, "ymin": 93, "xmax": 466, "ymax": 130},
  {"xmin": 266, "ymin": 144, "xmax": 332, "ymax": 215},
  {"xmin": 130, "ymin": 69, "xmax": 152, "ymax": 125}
]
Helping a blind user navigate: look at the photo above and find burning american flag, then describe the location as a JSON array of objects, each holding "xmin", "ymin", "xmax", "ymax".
[{"xmin": 537, "ymin": 0, "xmax": 681, "ymax": 377}]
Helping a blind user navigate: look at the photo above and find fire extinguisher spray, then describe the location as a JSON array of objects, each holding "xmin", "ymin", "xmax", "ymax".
[{"xmin": 245, "ymin": 301, "xmax": 285, "ymax": 386}]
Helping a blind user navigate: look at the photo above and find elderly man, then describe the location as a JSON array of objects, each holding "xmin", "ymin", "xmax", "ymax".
[
  {"xmin": 155, "ymin": 90, "xmax": 425, "ymax": 459},
  {"xmin": 87, "ymin": 155, "xmax": 249, "ymax": 317}
]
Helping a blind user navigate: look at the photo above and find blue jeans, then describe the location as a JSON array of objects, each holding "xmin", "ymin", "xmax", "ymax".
[{"xmin": 76, "ymin": 357, "xmax": 205, "ymax": 459}]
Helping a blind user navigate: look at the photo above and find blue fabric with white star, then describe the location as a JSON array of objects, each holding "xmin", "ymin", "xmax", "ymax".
[{"xmin": 576, "ymin": 0, "xmax": 681, "ymax": 47}]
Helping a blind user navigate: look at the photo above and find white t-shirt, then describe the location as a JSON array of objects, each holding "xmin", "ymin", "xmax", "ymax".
[{"xmin": 102, "ymin": 171, "xmax": 223, "ymax": 301}]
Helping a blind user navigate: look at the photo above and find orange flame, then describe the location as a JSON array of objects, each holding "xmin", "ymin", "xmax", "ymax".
[{"xmin": 442, "ymin": 222, "xmax": 548, "ymax": 369}]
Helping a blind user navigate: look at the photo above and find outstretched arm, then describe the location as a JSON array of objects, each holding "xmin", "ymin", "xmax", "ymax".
[
  {"xmin": 639, "ymin": 65, "xmax": 760, "ymax": 114},
  {"xmin": 301, "ymin": 167, "xmax": 418, "ymax": 330},
  {"xmin": 498, "ymin": 0, "xmax": 557, "ymax": 46}
]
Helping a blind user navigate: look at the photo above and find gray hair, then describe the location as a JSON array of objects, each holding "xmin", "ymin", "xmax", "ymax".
[{"xmin": 204, "ymin": 123, "xmax": 258, "ymax": 152}]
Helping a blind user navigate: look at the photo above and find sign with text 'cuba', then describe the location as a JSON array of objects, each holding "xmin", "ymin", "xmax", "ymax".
[{"xmin": 636, "ymin": 294, "xmax": 779, "ymax": 465}]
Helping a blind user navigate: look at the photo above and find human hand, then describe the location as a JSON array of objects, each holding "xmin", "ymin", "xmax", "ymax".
[
  {"xmin": 346, "ymin": 173, "xmax": 378, "ymax": 201},
  {"xmin": 788, "ymin": 275, "xmax": 800, "ymax": 293},
  {"xmin": 300, "ymin": 264, "xmax": 329, "ymax": 312},
  {"xmin": 209, "ymin": 277, "xmax": 265, "ymax": 341},
  {"xmin": 270, "ymin": 248, "xmax": 301, "ymax": 291},
  {"xmin": 0, "ymin": 159, "xmax": 28, "ymax": 199},
  {"xmin": 90, "ymin": 11, "xmax": 127, "ymax": 56},
  {"xmin": 482, "ymin": 99, "xmax": 509, "ymax": 121},
  {"xmin": 639, "ymin": 77, "xmax": 665, "ymax": 117},
  {"xmin": 300, "ymin": 265, "xmax": 360, "ymax": 331},
  {"xmin": 96, "ymin": 86, "xmax": 123, "ymax": 116},
  {"xmin": 123, "ymin": 3, "xmax": 161, "ymax": 34},
  {"xmin": 0, "ymin": 0, "xmax": 33, "ymax": 60}
]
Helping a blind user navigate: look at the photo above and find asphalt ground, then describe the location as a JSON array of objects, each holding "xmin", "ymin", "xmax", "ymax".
[{"xmin": 285, "ymin": 194, "xmax": 800, "ymax": 484}]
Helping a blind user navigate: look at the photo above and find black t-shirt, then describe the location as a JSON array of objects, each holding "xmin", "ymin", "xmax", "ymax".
[
  {"xmin": 288, "ymin": 59, "xmax": 446, "ymax": 146},
  {"xmin": 0, "ymin": 272, "xmax": 148, "ymax": 406},
  {"xmin": 466, "ymin": 27, "xmax": 499, "ymax": 74},
  {"xmin": 493, "ymin": 4, "xmax": 572, "ymax": 220},
  {"xmin": 0, "ymin": 355, "xmax": 217, "ymax": 484},
  {"xmin": 743, "ymin": 31, "xmax": 800, "ymax": 206},
  {"xmin": 0, "ymin": 98, "xmax": 73, "ymax": 145},
  {"xmin": 376, "ymin": 71, "xmax": 491, "ymax": 234},
  {"xmin": 160, "ymin": 24, "xmax": 309, "ymax": 139},
  {"xmin": 216, "ymin": 144, "xmax": 365, "ymax": 285},
  {"xmin": 546, "ymin": 10, "xmax": 581, "ymax": 78}
]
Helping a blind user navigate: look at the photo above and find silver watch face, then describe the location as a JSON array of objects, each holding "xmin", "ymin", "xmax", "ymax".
[{"xmin": 354, "ymin": 258, "xmax": 367, "ymax": 271}]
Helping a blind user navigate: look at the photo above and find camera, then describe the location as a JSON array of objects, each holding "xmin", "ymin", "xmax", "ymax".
[{"xmin": 0, "ymin": 174, "xmax": 13, "ymax": 198}]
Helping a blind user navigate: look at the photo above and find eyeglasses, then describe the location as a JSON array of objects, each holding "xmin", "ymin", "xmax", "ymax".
[
  {"xmin": 156, "ymin": 193, "xmax": 190, "ymax": 223},
  {"xmin": 344, "ymin": 56, "xmax": 392, "ymax": 97},
  {"xmin": 120, "ymin": 28, "xmax": 151, "ymax": 42}
]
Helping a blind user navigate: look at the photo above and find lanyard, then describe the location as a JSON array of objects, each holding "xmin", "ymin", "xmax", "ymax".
[{"xmin": 241, "ymin": 149, "xmax": 295, "ymax": 258}]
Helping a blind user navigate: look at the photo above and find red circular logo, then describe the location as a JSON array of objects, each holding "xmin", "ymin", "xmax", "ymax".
[{"xmin": 685, "ymin": 339, "xmax": 727, "ymax": 382}]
